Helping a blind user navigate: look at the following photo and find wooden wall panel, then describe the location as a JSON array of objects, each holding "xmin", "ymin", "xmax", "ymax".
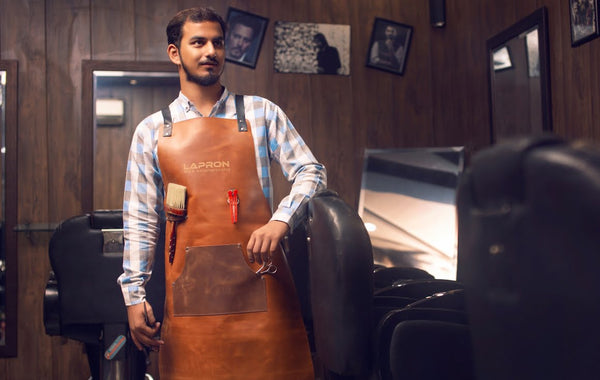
[
  {"xmin": 134, "ymin": 0, "xmax": 180, "ymax": 61},
  {"xmin": 1, "ymin": 0, "xmax": 51, "ymax": 379},
  {"xmin": 45, "ymin": 1, "xmax": 93, "ymax": 378},
  {"xmin": 91, "ymin": 0, "xmax": 135, "ymax": 60}
]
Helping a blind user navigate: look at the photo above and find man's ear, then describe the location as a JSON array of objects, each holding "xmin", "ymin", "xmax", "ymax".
[{"xmin": 167, "ymin": 44, "xmax": 181, "ymax": 65}]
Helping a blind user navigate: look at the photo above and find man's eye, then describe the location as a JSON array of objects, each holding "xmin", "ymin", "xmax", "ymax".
[{"xmin": 213, "ymin": 40, "xmax": 224, "ymax": 48}]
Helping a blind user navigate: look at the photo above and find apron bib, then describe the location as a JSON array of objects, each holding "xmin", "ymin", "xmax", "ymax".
[{"xmin": 156, "ymin": 106, "xmax": 314, "ymax": 380}]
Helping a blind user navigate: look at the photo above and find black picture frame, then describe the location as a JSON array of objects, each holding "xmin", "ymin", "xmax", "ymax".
[
  {"xmin": 225, "ymin": 8, "xmax": 269, "ymax": 69},
  {"xmin": 569, "ymin": 0, "xmax": 600, "ymax": 46},
  {"xmin": 366, "ymin": 18, "xmax": 413, "ymax": 75}
]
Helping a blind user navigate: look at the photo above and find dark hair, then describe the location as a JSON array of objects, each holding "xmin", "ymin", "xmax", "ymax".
[
  {"xmin": 228, "ymin": 15, "xmax": 260, "ymax": 37},
  {"xmin": 166, "ymin": 7, "xmax": 227, "ymax": 48},
  {"xmin": 313, "ymin": 33, "xmax": 329, "ymax": 46}
]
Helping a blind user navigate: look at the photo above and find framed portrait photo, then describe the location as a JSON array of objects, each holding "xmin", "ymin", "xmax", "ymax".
[
  {"xmin": 225, "ymin": 8, "xmax": 269, "ymax": 68},
  {"xmin": 569, "ymin": 0, "xmax": 599, "ymax": 46},
  {"xmin": 366, "ymin": 18, "xmax": 413, "ymax": 75}
]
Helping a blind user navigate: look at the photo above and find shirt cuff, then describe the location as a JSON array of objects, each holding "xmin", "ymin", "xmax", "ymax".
[{"xmin": 120, "ymin": 285, "xmax": 147, "ymax": 307}]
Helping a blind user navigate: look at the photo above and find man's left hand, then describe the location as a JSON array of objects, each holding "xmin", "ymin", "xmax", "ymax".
[{"xmin": 247, "ymin": 220, "xmax": 289, "ymax": 264}]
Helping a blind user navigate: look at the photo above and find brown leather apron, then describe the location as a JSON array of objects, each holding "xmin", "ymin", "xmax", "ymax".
[{"xmin": 156, "ymin": 103, "xmax": 314, "ymax": 380}]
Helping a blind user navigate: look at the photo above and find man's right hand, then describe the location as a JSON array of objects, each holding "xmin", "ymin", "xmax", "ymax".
[{"xmin": 127, "ymin": 301, "xmax": 164, "ymax": 351}]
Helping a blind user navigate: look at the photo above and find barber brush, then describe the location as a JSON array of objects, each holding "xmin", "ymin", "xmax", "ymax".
[{"xmin": 165, "ymin": 183, "xmax": 187, "ymax": 264}]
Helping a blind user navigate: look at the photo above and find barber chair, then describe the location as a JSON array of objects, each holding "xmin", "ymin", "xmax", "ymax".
[
  {"xmin": 373, "ymin": 266, "xmax": 434, "ymax": 289},
  {"xmin": 375, "ymin": 279, "xmax": 463, "ymax": 299},
  {"xmin": 389, "ymin": 319, "xmax": 474, "ymax": 380},
  {"xmin": 457, "ymin": 135, "xmax": 600, "ymax": 380},
  {"xmin": 404, "ymin": 288, "xmax": 466, "ymax": 311},
  {"xmin": 373, "ymin": 307, "xmax": 469, "ymax": 380},
  {"xmin": 286, "ymin": 190, "xmax": 374, "ymax": 379},
  {"xmin": 44, "ymin": 210, "xmax": 165, "ymax": 380}
]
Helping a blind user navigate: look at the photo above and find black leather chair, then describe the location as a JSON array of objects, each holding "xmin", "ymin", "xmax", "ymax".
[
  {"xmin": 373, "ymin": 307, "xmax": 469, "ymax": 380},
  {"xmin": 375, "ymin": 279, "xmax": 463, "ymax": 299},
  {"xmin": 457, "ymin": 135, "xmax": 600, "ymax": 380},
  {"xmin": 389, "ymin": 319, "xmax": 474, "ymax": 380},
  {"xmin": 291, "ymin": 189, "xmax": 374, "ymax": 379},
  {"xmin": 44, "ymin": 210, "xmax": 165, "ymax": 380},
  {"xmin": 404, "ymin": 288, "xmax": 466, "ymax": 311},
  {"xmin": 373, "ymin": 266, "xmax": 434, "ymax": 289}
]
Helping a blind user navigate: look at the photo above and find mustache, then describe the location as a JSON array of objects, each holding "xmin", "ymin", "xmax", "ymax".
[{"xmin": 199, "ymin": 57, "xmax": 218, "ymax": 65}]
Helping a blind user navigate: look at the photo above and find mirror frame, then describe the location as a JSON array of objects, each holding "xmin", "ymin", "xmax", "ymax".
[
  {"xmin": 486, "ymin": 7, "xmax": 552, "ymax": 143},
  {"xmin": 0, "ymin": 60, "xmax": 18, "ymax": 357},
  {"xmin": 81, "ymin": 60, "xmax": 178, "ymax": 213}
]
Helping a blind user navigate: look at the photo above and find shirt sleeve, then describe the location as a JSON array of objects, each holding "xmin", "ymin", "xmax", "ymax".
[
  {"xmin": 117, "ymin": 114, "xmax": 164, "ymax": 306},
  {"xmin": 266, "ymin": 103, "xmax": 327, "ymax": 229}
]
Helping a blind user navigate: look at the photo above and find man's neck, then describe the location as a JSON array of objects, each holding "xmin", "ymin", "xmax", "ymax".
[{"xmin": 180, "ymin": 80, "xmax": 224, "ymax": 116}]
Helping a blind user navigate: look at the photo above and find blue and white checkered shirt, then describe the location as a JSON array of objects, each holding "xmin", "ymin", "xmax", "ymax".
[{"xmin": 118, "ymin": 89, "xmax": 327, "ymax": 306}]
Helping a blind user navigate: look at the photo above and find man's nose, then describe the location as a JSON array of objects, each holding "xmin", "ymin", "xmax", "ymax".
[{"xmin": 205, "ymin": 42, "xmax": 217, "ymax": 56}]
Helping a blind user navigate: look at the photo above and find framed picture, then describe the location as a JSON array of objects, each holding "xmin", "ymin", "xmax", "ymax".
[
  {"xmin": 273, "ymin": 22, "xmax": 351, "ymax": 75},
  {"xmin": 492, "ymin": 45, "xmax": 513, "ymax": 72},
  {"xmin": 569, "ymin": 0, "xmax": 599, "ymax": 46},
  {"xmin": 225, "ymin": 8, "xmax": 269, "ymax": 68},
  {"xmin": 366, "ymin": 18, "xmax": 413, "ymax": 75}
]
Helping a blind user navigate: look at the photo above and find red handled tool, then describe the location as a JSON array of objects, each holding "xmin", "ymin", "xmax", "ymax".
[{"xmin": 227, "ymin": 189, "xmax": 239, "ymax": 224}]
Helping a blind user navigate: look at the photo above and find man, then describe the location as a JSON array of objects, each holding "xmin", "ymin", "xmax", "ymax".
[
  {"xmin": 313, "ymin": 33, "xmax": 341, "ymax": 75},
  {"xmin": 117, "ymin": 7, "xmax": 326, "ymax": 379},
  {"xmin": 225, "ymin": 14, "xmax": 259, "ymax": 64},
  {"xmin": 369, "ymin": 24, "xmax": 405, "ymax": 71}
]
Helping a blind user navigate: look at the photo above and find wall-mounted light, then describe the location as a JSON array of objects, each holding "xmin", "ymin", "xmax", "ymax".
[
  {"xmin": 95, "ymin": 98, "xmax": 124, "ymax": 126},
  {"xmin": 430, "ymin": 0, "xmax": 446, "ymax": 28}
]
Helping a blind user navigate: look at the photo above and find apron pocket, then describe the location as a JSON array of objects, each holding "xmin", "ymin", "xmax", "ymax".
[{"xmin": 172, "ymin": 244, "xmax": 267, "ymax": 316}]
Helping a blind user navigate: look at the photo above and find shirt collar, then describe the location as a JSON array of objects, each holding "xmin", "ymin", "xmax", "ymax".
[{"xmin": 176, "ymin": 87, "xmax": 231, "ymax": 116}]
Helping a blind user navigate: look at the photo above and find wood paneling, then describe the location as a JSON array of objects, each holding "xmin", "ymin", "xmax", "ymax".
[
  {"xmin": 1, "ymin": 0, "xmax": 53, "ymax": 379},
  {"xmin": 2, "ymin": 0, "xmax": 600, "ymax": 378}
]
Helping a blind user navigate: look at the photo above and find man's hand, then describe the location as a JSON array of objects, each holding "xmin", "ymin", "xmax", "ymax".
[
  {"xmin": 247, "ymin": 220, "xmax": 289, "ymax": 264},
  {"xmin": 127, "ymin": 301, "xmax": 164, "ymax": 351}
]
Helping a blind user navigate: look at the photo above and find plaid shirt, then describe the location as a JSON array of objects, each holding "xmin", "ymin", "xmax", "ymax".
[{"xmin": 118, "ymin": 89, "xmax": 327, "ymax": 306}]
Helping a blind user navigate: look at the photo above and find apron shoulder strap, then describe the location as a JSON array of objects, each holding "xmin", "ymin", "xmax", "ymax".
[
  {"xmin": 235, "ymin": 94, "xmax": 248, "ymax": 132},
  {"xmin": 161, "ymin": 96, "xmax": 247, "ymax": 137},
  {"xmin": 162, "ymin": 107, "xmax": 173, "ymax": 137}
]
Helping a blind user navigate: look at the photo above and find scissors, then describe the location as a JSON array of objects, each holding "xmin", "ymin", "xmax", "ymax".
[{"xmin": 255, "ymin": 260, "xmax": 277, "ymax": 276}]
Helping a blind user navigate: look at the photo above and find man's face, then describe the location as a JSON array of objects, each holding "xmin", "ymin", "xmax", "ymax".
[
  {"xmin": 384, "ymin": 26, "xmax": 398, "ymax": 40},
  {"xmin": 226, "ymin": 23, "xmax": 254, "ymax": 59},
  {"xmin": 177, "ymin": 20, "xmax": 225, "ymax": 86}
]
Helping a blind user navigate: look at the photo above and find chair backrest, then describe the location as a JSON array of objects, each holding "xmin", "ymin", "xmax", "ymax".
[
  {"xmin": 305, "ymin": 190, "xmax": 374, "ymax": 377},
  {"xmin": 457, "ymin": 135, "xmax": 600, "ymax": 380},
  {"xmin": 373, "ymin": 307, "xmax": 469, "ymax": 380},
  {"xmin": 375, "ymin": 279, "xmax": 463, "ymax": 299},
  {"xmin": 389, "ymin": 320, "xmax": 474, "ymax": 380},
  {"xmin": 405, "ymin": 288, "xmax": 466, "ymax": 311},
  {"xmin": 47, "ymin": 210, "xmax": 165, "ymax": 337},
  {"xmin": 373, "ymin": 266, "xmax": 434, "ymax": 289}
]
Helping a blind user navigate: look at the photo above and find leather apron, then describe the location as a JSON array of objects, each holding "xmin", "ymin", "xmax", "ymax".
[{"xmin": 156, "ymin": 101, "xmax": 314, "ymax": 380}]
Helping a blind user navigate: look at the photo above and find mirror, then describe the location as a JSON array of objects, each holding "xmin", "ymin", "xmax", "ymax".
[
  {"xmin": 0, "ymin": 60, "xmax": 17, "ymax": 357},
  {"xmin": 358, "ymin": 147, "xmax": 464, "ymax": 280},
  {"xmin": 487, "ymin": 7, "xmax": 552, "ymax": 143},
  {"xmin": 82, "ymin": 61, "xmax": 179, "ymax": 212}
]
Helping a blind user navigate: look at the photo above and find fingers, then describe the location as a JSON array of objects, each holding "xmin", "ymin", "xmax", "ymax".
[
  {"xmin": 246, "ymin": 221, "xmax": 289, "ymax": 264},
  {"xmin": 126, "ymin": 302, "xmax": 164, "ymax": 351}
]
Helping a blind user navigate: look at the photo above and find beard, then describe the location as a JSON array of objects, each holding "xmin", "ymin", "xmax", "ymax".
[{"xmin": 180, "ymin": 53, "xmax": 222, "ymax": 86}]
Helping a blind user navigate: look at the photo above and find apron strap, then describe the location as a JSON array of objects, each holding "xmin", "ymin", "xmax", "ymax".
[
  {"xmin": 162, "ymin": 107, "xmax": 173, "ymax": 137},
  {"xmin": 235, "ymin": 94, "xmax": 248, "ymax": 132},
  {"xmin": 161, "ymin": 95, "xmax": 247, "ymax": 138}
]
